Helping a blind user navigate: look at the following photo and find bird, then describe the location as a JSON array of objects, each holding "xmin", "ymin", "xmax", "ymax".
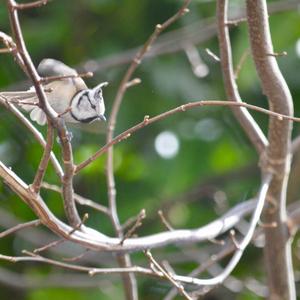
[{"xmin": 0, "ymin": 58, "xmax": 107, "ymax": 126}]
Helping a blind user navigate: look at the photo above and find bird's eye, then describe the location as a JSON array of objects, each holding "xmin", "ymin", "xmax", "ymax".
[{"xmin": 91, "ymin": 104, "xmax": 96, "ymax": 109}]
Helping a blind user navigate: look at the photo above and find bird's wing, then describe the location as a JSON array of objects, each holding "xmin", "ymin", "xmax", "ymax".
[{"xmin": 38, "ymin": 58, "xmax": 87, "ymax": 91}]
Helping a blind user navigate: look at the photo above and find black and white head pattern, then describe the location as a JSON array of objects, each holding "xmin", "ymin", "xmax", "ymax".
[{"xmin": 70, "ymin": 82, "xmax": 108, "ymax": 123}]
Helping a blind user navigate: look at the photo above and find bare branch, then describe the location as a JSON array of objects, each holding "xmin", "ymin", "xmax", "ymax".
[
  {"xmin": 246, "ymin": 1, "xmax": 295, "ymax": 299},
  {"xmin": 76, "ymin": 99, "xmax": 300, "ymax": 173},
  {"xmin": 225, "ymin": 18, "xmax": 247, "ymax": 26},
  {"xmin": 145, "ymin": 250, "xmax": 193, "ymax": 300},
  {"xmin": 13, "ymin": 0, "xmax": 50, "ymax": 10},
  {"xmin": 0, "ymin": 220, "xmax": 41, "ymax": 239},
  {"xmin": 0, "ymin": 31, "xmax": 26, "ymax": 73},
  {"xmin": 0, "ymin": 2, "xmax": 298, "ymax": 297},
  {"xmin": 0, "ymin": 160, "xmax": 264, "ymax": 253},
  {"xmin": 31, "ymin": 121, "xmax": 54, "ymax": 193},
  {"xmin": 171, "ymin": 173, "xmax": 271, "ymax": 287},
  {"xmin": 62, "ymin": 250, "xmax": 90, "ymax": 262},
  {"xmin": 125, "ymin": 78, "xmax": 142, "ymax": 88},
  {"xmin": 105, "ymin": 2, "xmax": 191, "ymax": 299},
  {"xmin": 7, "ymin": 0, "xmax": 81, "ymax": 228},
  {"xmin": 217, "ymin": 0, "xmax": 267, "ymax": 154},
  {"xmin": 234, "ymin": 49, "xmax": 250, "ymax": 79},
  {"xmin": 158, "ymin": 210, "xmax": 174, "ymax": 231},
  {"xmin": 205, "ymin": 48, "xmax": 220, "ymax": 62},
  {"xmin": 39, "ymin": 71, "xmax": 93, "ymax": 84},
  {"xmin": 79, "ymin": 1, "xmax": 299, "ymax": 74},
  {"xmin": 164, "ymin": 244, "xmax": 236, "ymax": 300},
  {"xmin": 41, "ymin": 182, "xmax": 110, "ymax": 215},
  {"xmin": 0, "ymin": 97, "xmax": 63, "ymax": 178},
  {"xmin": 13, "ymin": 251, "xmax": 154, "ymax": 276},
  {"xmin": 0, "ymin": 48, "xmax": 14, "ymax": 53},
  {"xmin": 33, "ymin": 213, "xmax": 88, "ymax": 254},
  {"xmin": 266, "ymin": 51, "xmax": 288, "ymax": 57},
  {"xmin": 120, "ymin": 209, "xmax": 146, "ymax": 245}
]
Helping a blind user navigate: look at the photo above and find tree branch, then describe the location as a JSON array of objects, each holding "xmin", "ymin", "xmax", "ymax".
[
  {"xmin": 0, "ymin": 96, "xmax": 63, "ymax": 178},
  {"xmin": 30, "ymin": 121, "xmax": 54, "ymax": 193},
  {"xmin": 217, "ymin": 0, "xmax": 267, "ymax": 154},
  {"xmin": 14, "ymin": 0, "xmax": 49, "ymax": 10},
  {"xmin": 41, "ymin": 182, "xmax": 110, "ymax": 215},
  {"xmin": 0, "ymin": 220, "xmax": 41, "ymax": 239},
  {"xmin": 105, "ymin": 2, "xmax": 191, "ymax": 299},
  {"xmin": 79, "ymin": 1, "xmax": 300, "ymax": 74},
  {"xmin": 6, "ymin": 0, "xmax": 81, "ymax": 227},
  {"xmin": 246, "ymin": 0, "xmax": 295, "ymax": 299},
  {"xmin": 0, "ymin": 159, "xmax": 268, "ymax": 253},
  {"xmin": 76, "ymin": 99, "xmax": 300, "ymax": 173}
]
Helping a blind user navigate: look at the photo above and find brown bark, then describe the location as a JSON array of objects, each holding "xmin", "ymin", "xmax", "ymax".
[{"xmin": 246, "ymin": 1, "xmax": 295, "ymax": 299}]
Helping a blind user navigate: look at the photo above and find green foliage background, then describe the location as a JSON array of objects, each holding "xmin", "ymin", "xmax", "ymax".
[{"xmin": 0, "ymin": 0, "xmax": 299, "ymax": 299}]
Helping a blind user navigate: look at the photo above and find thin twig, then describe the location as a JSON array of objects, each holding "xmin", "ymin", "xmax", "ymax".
[
  {"xmin": 122, "ymin": 210, "xmax": 147, "ymax": 231},
  {"xmin": 31, "ymin": 120, "xmax": 54, "ymax": 193},
  {"xmin": 0, "ymin": 48, "xmax": 14, "ymax": 53},
  {"xmin": 145, "ymin": 250, "xmax": 193, "ymax": 300},
  {"xmin": 0, "ymin": 31, "xmax": 27, "ymax": 74},
  {"xmin": 14, "ymin": 0, "xmax": 50, "ymax": 10},
  {"xmin": 164, "ymin": 174, "xmax": 272, "ymax": 293},
  {"xmin": 76, "ymin": 99, "xmax": 300, "ymax": 173},
  {"xmin": 33, "ymin": 213, "xmax": 88, "ymax": 254},
  {"xmin": 164, "ymin": 243, "xmax": 235, "ymax": 300},
  {"xmin": 0, "ymin": 220, "xmax": 41, "ymax": 238},
  {"xmin": 207, "ymin": 237, "xmax": 225, "ymax": 246},
  {"xmin": 266, "ymin": 51, "xmax": 287, "ymax": 57},
  {"xmin": 0, "ymin": 247, "xmax": 273, "ymax": 289},
  {"xmin": 105, "ymin": 2, "xmax": 191, "ymax": 299},
  {"xmin": 62, "ymin": 249, "xmax": 90, "ymax": 262},
  {"xmin": 39, "ymin": 71, "xmax": 93, "ymax": 83},
  {"xmin": 0, "ymin": 96, "xmax": 63, "ymax": 178},
  {"xmin": 158, "ymin": 210, "xmax": 174, "ymax": 231},
  {"xmin": 125, "ymin": 78, "xmax": 141, "ymax": 89},
  {"xmin": 185, "ymin": 173, "xmax": 271, "ymax": 286},
  {"xmin": 217, "ymin": 0, "xmax": 268, "ymax": 154},
  {"xmin": 229, "ymin": 230, "xmax": 240, "ymax": 249},
  {"xmin": 78, "ymin": 1, "xmax": 300, "ymax": 74},
  {"xmin": 205, "ymin": 48, "xmax": 220, "ymax": 62},
  {"xmin": 18, "ymin": 250, "xmax": 154, "ymax": 276},
  {"xmin": 234, "ymin": 49, "xmax": 250, "ymax": 79},
  {"xmin": 120, "ymin": 209, "xmax": 146, "ymax": 245},
  {"xmin": 41, "ymin": 182, "xmax": 110, "ymax": 215},
  {"xmin": 225, "ymin": 18, "xmax": 247, "ymax": 26}
]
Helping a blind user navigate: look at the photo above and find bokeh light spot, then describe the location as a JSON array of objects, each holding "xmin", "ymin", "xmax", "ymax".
[
  {"xmin": 194, "ymin": 118, "xmax": 222, "ymax": 141},
  {"xmin": 155, "ymin": 131, "xmax": 180, "ymax": 159}
]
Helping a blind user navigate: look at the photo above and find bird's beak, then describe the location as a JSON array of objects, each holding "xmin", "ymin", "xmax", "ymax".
[{"xmin": 99, "ymin": 114, "xmax": 106, "ymax": 122}]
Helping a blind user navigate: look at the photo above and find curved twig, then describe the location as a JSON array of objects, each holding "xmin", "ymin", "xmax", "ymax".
[
  {"xmin": 246, "ymin": 0, "xmax": 295, "ymax": 299},
  {"xmin": 217, "ymin": 0, "xmax": 267, "ymax": 154}
]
